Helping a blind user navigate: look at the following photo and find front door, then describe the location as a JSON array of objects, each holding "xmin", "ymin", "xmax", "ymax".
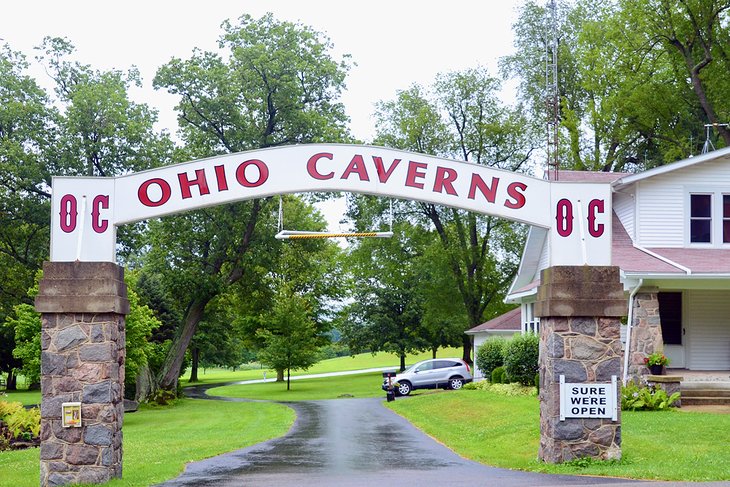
[{"xmin": 658, "ymin": 292, "xmax": 685, "ymax": 368}]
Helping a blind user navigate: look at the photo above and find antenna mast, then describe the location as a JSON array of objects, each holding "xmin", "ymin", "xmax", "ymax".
[{"xmin": 546, "ymin": 0, "xmax": 559, "ymax": 180}]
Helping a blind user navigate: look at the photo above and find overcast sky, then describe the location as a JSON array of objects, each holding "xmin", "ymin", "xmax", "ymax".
[
  {"xmin": 1, "ymin": 0, "xmax": 523, "ymax": 142},
  {"xmin": 2, "ymin": 1, "xmax": 525, "ymax": 231}
]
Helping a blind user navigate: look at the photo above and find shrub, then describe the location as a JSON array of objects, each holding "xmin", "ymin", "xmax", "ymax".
[
  {"xmin": 0, "ymin": 400, "xmax": 23, "ymax": 421},
  {"xmin": 6, "ymin": 407, "xmax": 40, "ymax": 438},
  {"xmin": 621, "ymin": 381, "xmax": 680, "ymax": 411},
  {"xmin": 503, "ymin": 333, "xmax": 539, "ymax": 386},
  {"xmin": 475, "ymin": 337, "xmax": 507, "ymax": 380},
  {"xmin": 491, "ymin": 366, "xmax": 507, "ymax": 384}
]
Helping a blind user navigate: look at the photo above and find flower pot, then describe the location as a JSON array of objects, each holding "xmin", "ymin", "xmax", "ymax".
[{"xmin": 648, "ymin": 364, "xmax": 664, "ymax": 375}]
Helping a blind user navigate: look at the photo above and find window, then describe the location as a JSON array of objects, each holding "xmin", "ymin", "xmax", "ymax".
[
  {"xmin": 690, "ymin": 194, "xmax": 711, "ymax": 243},
  {"xmin": 687, "ymin": 192, "xmax": 730, "ymax": 245},
  {"xmin": 722, "ymin": 194, "xmax": 730, "ymax": 243},
  {"xmin": 522, "ymin": 303, "xmax": 540, "ymax": 334}
]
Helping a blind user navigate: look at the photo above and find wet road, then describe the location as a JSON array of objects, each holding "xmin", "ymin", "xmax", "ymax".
[{"xmin": 158, "ymin": 388, "xmax": 656, "ymax": 487}]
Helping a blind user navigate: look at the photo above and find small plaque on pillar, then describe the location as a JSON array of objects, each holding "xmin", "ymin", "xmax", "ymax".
[
  {"xmin": 62, "ymin": 402, "xmax": 82, "ymax": 428},
  {"xmin": 559, "ymin": 375, "xmax": 618, "ymax": 421}
]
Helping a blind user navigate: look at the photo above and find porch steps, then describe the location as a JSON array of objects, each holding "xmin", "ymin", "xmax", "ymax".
[{"xmin": 681, "ymin": 382, "xmax": 730, "ymax": 406}]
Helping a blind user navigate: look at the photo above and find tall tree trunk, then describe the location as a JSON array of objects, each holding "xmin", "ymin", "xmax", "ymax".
[
  {"xmin": 189, "ymin": 347, "xmax": 200, "ymax": 383},
  {"xmin": 399, "ymin": 353, "xmax": 406, "ymax": 372},
  {"xmin": 135, "ymin": 364, "xmax": 155, "ymax": 402},
  {"xmin": 157, "ymin": 297, "xmax": 209, "ymax": 392},
  {"xmin": 287, "ymin": 368, "xmax": 291, "ymax": 391},
  {"xmin": 276, "ymin": 369, "xmax": 284, "ymax": 382},
  {"xmin": 432, "ymin": 347, "xmax": 437, "ymax": 359},
  {"xmin": 6, "ymin": 370, "xmax": 17, "ymax": 391},
  {"xmin": 462, "ymin": 334, "xmax": 473, "ymax": 366}
]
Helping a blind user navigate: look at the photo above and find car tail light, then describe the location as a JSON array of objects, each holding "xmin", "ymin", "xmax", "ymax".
[{"xmin": 463, "ymin": 360, "xmax": 471, "ymax": 373}]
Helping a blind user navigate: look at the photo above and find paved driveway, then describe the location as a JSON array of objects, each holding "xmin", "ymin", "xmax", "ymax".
[{"xmin": 158, "ymin": 391, "xmax": 661, "ymax": 487}]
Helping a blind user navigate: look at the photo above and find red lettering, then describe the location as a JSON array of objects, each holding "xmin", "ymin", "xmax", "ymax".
[
  {"xmin": 307, "ymin": 152, "xmax": 334, "ymax": 180},
  {"xmin": 405, "ymin": 161, "xmax": 428, "ymax": 189},
  {"xmin": 372, "ymin": 156, "xmax": 401, "ymax": 183},
  {"xmin": 214, "ymin": 165, "xmax": 229, "ymax": 192},
  {"xmin": 505, "ymin": 182, "xmax": 527, "ymax": 209},
  {"xmin": 138, "ymin": 178, "xmax": 172, "ymax": 207},
  {"xmin": 59, "ymin": 194, "xmax": 77, "ymax": 233},
  {"xmin": 468, "ymin": 174, "xmax": 499, "ymax": 203},
  {"xmin": 235, "ymin": 159, "xmax": 269, "ymax": 187},
  {"xmin": 556, "ymin": 198, "xmax": 573, "ymax": 237},
  {"xmin": 433, "ymin": 166, "xmax": 458, "ymax": 195},
  {"xmin": 178, "ymin": 169, "xmax": 210, "ymax": 199},
  {"xmin": 588, "ymin": 199, "xmax": 605, "ymax": 237},
  {"xmin": 341, "ymin": 154, "xmax": 370, "ymax": 181},
  {"xmin": 91, "ymin": 195, "xmax": 109, "ymax": 233}
]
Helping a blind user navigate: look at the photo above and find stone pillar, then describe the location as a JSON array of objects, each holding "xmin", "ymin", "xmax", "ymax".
[
  {"xmin": 628, "ymin": 289, "xmax": 663, "ymax": 379},
  {"xmin": 536, "ymin": 266, "xmax": 626, "ymax": 463},
  {"xmin": 35, "ymin": 262, "xmax": 129, "ymax": 487}
]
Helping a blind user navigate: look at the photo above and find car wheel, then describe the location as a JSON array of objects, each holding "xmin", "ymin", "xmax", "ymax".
[
  {"xmin": 448, "ymin": 377, "xmax": 464, "ymax": 390},
  {"xmin": 397, "ymin": 381, "xmax": 412, "ymax": 396}
]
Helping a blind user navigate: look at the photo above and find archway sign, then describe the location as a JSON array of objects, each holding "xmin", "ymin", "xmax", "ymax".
[
  {"xmin": 50, "ymin": 144, "xmax": 611, "ymax": 264},
  {"xmin": 37, "ymin": 144, "xmax": 622, "ymax": 486}
]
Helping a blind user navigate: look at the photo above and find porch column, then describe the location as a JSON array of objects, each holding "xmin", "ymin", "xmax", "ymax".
[
  {"xmin": 628, "ymin": 288, "xmax": 663, "ymax": 379},
  {"xmin": 536, "ymin": 266, "xmax": 626, "ymax": 463},
  {"xmin": 35, "ymin": 262, "xmax": 128, "ymax": 487}
]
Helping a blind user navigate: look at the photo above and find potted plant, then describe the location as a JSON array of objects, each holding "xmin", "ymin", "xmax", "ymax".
[{"xmin": 644, "ymin": 352, "xmax": 670, "ymax": 375}]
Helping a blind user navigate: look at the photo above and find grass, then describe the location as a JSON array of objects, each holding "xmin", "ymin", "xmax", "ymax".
[
  {"xmin": 180, "ymin": 348, "xmax": 462, "ymax": 387},
  {"xmin": 1, "ymin": 390, "xmax": 41, "ymax": 406},
  {"xmin": 387, "ymin": 388, "xmax": 730, "ymax": 481},
  {"xmin": 209, "ymin": 372, "xmax": 388, "ymax": 401},
  {"xmin": 0, "ymin": 398, "xmax": 294, "ymax": 487}
]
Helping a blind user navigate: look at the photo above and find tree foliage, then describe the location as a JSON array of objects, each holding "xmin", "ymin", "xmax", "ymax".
[
  {"xmin": 256, "ymin": 282, "xmax": 321, "ymax": 390},
  {"xmin": 370, "ymin": 68, "xmax": 531, "ymax": 364},
  {"xmin": 146, "ymin": 14, "xmax": 351, "ymax": 393},
  {"xmin": 502, "ymin": 0, "xmax": 730, "ymax": 171}
]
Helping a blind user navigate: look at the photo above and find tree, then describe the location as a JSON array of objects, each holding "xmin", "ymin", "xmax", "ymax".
[
  {"xmin": 370, "ymin": 68, "xmax": 532, "ymax": 364},
  {"xmin": 0, "ymin": 39, "xmax": 171, "ymax": 385},
  {"xmin": 5, "ymin": 272, "xmax": 160, "ymax": 394},
  {"xmin": 148, "ymin": 13, "xmax": 351, "ymax": 394},
  {"xmin": 502, "ymin": 0, "xmax": 730, "ymax": 170},
  {"xmin": 0, "ymin": 46, "xmax": 56, "ymax": 382},
  {"xmin": 256, "ymin": 282, "xmax": 321, "ymax": 391},
  {"xmin": 339, "ymin": 218, "xmax": 431, "ymax": 371},
  {"xmin": 621, "ymin": 0, "xmax": 730, "ymax": 147}
]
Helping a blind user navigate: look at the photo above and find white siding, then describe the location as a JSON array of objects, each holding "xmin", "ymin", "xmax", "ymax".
[
  {"xmin": 613, "ymin": 191, "xmax": 635, "ymax": 240},
  {"xmin": 686, "ymin": 290, "xmax": 730, "ymax": 370},
  {"xmin": 538, "ymin": 237, "xmax": 550, "ymax": 273},
  {"xmin": 636, "ymin": 159, "xmax": 730, "ymax": 247}
]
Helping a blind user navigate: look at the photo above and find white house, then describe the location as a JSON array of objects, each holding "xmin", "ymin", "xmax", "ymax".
[
  {"xmin": 465, "ymin": 307, "xmax": 522, "ymax": 379},
  {"xmin": 506, "ymin": 147, "xmax": 730, "ymax": 378}
]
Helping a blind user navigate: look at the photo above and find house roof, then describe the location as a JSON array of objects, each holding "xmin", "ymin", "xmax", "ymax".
[
  {"xmin": 465, "ymin": 307, "xmax": 521, "ymax": 334},
  {"xmin": 613, "ymin": 146, "xmax": 730, "ymax": 190},
  {"xmin": 610, "ymin": 213, "xmax": 683, "ymax": 274},
  {"xmin": 547, "ymin": 169, "xmax": 631, "ymax": 183},
  {"xmin": 507, "ymin": 150, "xmax": 730, "ymax": 302},
  {"xmin": 634, "ymin": 248, "xmax": 730, "ymax": 275}
]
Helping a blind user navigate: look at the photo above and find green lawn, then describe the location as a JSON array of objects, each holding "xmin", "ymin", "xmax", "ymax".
[
  {"xmin": 0, "ymin": 399, "xmax": 294, "ymax": 487},
  {"xmin": 209, "ymin": 372, "xmax": 388, "ymax": 401},
  {"xmin": 1, "ymin": 389, "xmax": 41, "ymax": 406},
  {"xmin": 388, "ymin": 389, "xmax": 730, "ymax": 481},
  {"xmin": 181, "ymin": 348, "xmax": 462, "ymax": 387}
]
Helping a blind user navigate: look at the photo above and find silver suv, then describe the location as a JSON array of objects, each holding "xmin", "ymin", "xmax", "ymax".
[{"xmin": 382, "ymin": 358, "xmax": 472, "ymax": 396}]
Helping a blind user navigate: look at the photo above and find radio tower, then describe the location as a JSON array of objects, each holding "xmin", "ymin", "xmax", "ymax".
[{"xmin": 546, "ymin": 0, "xmax": 559, "ymax": 180}]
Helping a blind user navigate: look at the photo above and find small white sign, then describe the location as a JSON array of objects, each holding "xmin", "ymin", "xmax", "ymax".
[{"xmin": 559, "ymin": 375, "xmax": 618, "ymax": 421}]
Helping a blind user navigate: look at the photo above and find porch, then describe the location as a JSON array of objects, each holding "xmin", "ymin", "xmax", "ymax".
[{"xmin": 668, "ymin": 369, "xmax": 730, "ymax": 410}]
